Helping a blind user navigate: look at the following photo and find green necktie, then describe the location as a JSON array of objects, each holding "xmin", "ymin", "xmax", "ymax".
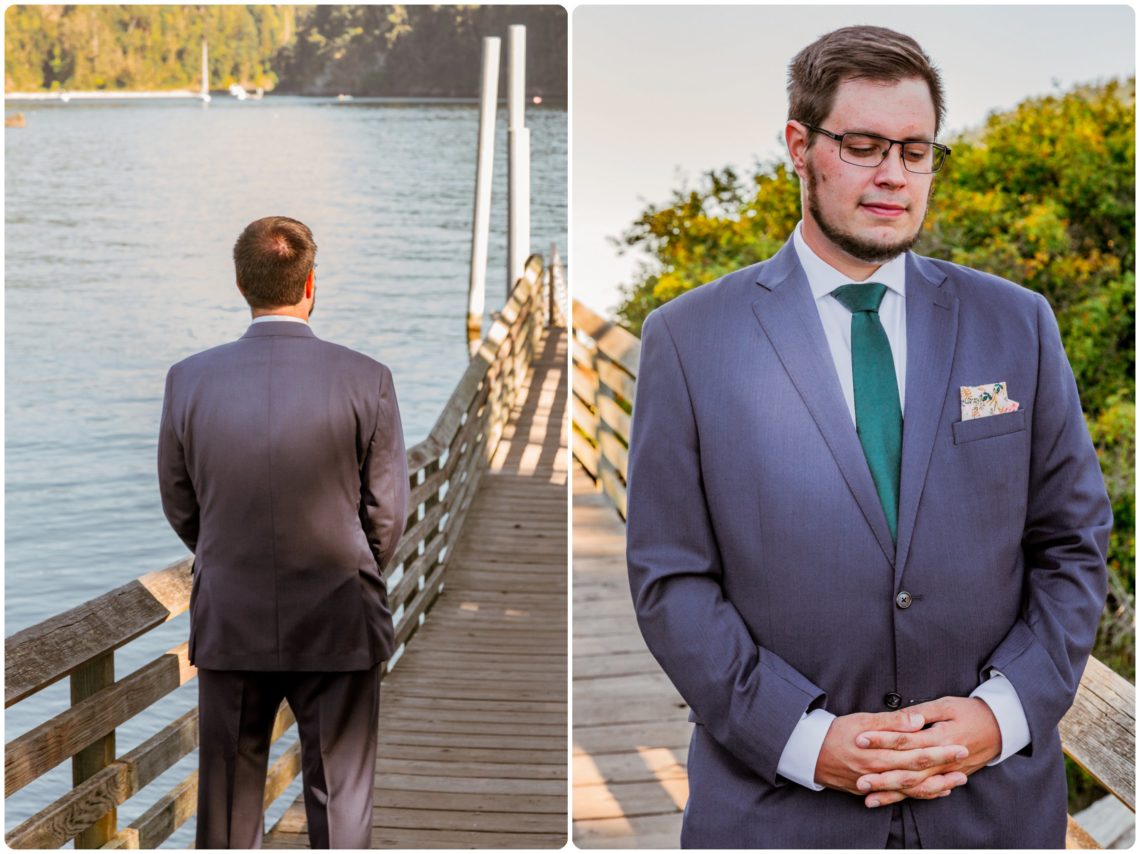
[{"xmin": 831, "ymin": 283, "xmax": 901, "ymax": 542}]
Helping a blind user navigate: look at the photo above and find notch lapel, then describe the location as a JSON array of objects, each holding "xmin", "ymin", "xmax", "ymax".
[
  {"xmin": 894, "ymin": 254, "xmax": 958, "ymax": 581},
  {"xmin": 751, "ymin": 242, "xmax": 896, "ymax": 565}
]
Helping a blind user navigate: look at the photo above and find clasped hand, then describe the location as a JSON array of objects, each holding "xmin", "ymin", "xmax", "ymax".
[{"xmin": 813, "ymin": 697, "xmax": 1001, "ymax": 808}]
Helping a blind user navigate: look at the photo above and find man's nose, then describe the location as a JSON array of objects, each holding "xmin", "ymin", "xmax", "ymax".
[{"xmin": 874, "ymin": 143, "xmax": 909, "ymax": 186}]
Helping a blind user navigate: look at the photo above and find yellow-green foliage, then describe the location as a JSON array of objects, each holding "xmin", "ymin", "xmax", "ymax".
[
  {"xmin": 4, "ymin": 5, "xmax": 568, "ymax": 97},
  {"xmin": 617, "ymin": 79, "xmax": 1135, "ymax": 681},
  {"xmin": 5, "ymin": 6, "xmax": 295, "ymax": 91}
]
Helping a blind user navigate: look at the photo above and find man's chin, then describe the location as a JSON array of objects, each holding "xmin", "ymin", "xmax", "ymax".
[{"xmin": 823, "ymin": 226, "xmax": 921, "ymax": 265}]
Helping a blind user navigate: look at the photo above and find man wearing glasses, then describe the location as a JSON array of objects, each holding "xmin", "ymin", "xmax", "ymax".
[{"xmin": 626, "ymin": 25, "xmax": 1110, "ymax": 847}]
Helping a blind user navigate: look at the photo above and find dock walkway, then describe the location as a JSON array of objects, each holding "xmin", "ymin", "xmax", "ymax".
[
  {"xmin": 571, "ymin": 464, "xmax": 686, "ymax": 849},
  {"xmin": 265, "ymin": 329, "xmax": 569, "ymax": 849}
]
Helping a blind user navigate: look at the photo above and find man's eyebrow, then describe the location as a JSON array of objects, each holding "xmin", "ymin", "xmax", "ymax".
[{"xmin": 845, "ymin": 127, "xmax": 936, "ymax": 142}]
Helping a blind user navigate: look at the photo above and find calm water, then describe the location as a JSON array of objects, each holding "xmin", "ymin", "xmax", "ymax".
[{"xmin": 4, "ymin": 96, "xmax": 566, "ymax": 843}]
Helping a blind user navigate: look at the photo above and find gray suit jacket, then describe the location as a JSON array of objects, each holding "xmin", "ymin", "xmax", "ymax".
[
  {"xmin": 626, "ymin": 238, "xmax": 1111, "ymax": 847},
  {"xmin": 158, "ymin": 320, "xmax": 409, "ymax": 672}
]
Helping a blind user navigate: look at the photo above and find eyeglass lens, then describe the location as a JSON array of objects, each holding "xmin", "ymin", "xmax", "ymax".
[{"xmin": 840, "ymin": 133, "xmax": 945, "ymax": 173}]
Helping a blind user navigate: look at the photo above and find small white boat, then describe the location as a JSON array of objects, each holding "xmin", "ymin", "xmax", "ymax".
[{"xmin": 229, "ymin": 84, "xmax": 248, "ymax": 101}]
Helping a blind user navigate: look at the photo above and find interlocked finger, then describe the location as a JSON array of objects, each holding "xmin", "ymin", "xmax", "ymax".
[
  {"xmin": 865, "ymin": 772, "xmax": 967, "ymax": 808},
  {"xmin": 857, "ymin": 725, "xmax": 942, "ymax": 750},
  {"xmin": 858, "ymin": 758, "xmax": 967, "ymax": 794},
  {"xmin": 866, "ymin": 744, "xmax": 967, "ymax": 776}
]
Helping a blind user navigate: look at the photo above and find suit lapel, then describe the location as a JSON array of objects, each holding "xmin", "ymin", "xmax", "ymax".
[
  {"xmin": 752, "ymin": 241, "xmax": 896, "ymax": 565},
  {"xmin": 894, "ymin": 254, "xmax": 958, "ymax": 581}
]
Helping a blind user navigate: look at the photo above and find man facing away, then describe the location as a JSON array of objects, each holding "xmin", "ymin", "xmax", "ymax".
[
  {"xmin": 626, "ymin": 26, "xmax": 1111, "ymax": 848},
  {"xmin": 158, "ymin": 216, "xmax": 409, "ymax": 848}
]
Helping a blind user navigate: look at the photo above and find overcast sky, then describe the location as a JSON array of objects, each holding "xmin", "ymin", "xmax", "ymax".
[{"xmin": 572, "ymin": 5, "xmax": 1136, "ymax": 316}]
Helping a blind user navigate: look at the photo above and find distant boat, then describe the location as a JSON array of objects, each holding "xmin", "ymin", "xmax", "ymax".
[
  {"xmin": 336, "ymin": 94, "xmax": 354, "ymax": 101},
  {"xmin": 229, "ymin": 84, "xmax": 248, "ymax": 101}
]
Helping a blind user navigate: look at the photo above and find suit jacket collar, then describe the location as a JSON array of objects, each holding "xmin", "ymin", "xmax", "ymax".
[
  {"xmin": 240, "ymin": 320, "xmax": 317, "ymax": 339},
  {"xmin": 750, "ymin": 238, "xmax": 957, "ymax": 571}
]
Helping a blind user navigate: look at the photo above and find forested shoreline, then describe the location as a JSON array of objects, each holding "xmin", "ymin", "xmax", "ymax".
[{"xmin": 5, "ymin": 5, "xmax": 567, "ymax": 97}]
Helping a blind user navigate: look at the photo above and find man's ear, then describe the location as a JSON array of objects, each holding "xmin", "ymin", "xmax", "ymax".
[
  {"xmin": 785, "ymin": 121, "xmax": 810, "ymax": 179},
  {"xmin": 305, "ymin": 268, "xmax": 315, "ymax": 299}
]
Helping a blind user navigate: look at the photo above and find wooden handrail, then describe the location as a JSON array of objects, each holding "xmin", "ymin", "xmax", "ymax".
[
  {"xmin": 3, "ymin": 256, "xmax": 551, "ymax": 849},
  {"xmin": 570, "ymin": 297, "xmax": 1136, "ymax": 837}
]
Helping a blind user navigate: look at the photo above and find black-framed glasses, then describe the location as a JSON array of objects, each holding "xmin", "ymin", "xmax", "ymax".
[{"xmin": 800, "ymin": 123, "xmax": 951, "ymax": 174}]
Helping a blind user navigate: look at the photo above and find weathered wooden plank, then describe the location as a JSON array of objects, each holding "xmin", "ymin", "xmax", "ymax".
[
  {"xmin": 1066, "ymin": 815, "xmax": 1100, "ymax": 849},
  {"xmin": 374, "ymin": 773, "xmax": 566, "ymax": 797},
  {"xmin": 572, "ymin": 749, "xmax": 688, "ymax": 787},
  {"xmin": 595, "ymin": 358, "xmax": 637, "ymax": 411},
  {"xmin": 573, "ymin": 720, "xmax": 693, "ymax": 755},
  {"xmin": 375, "ymin": 789, "xmax": 565, "ymax": 815},
  {"xmin": 375, "ymin": 756, "xmax": 567, "ymax": 780},
  {"xmin": 104, "ymin": 770, "xmax": 197, "ymax": 849},
  {"xmin": 389, "ymin": 534, "xmax": 446, "ymax": 614},
  {"xmin": 597, "ymin": 428, "xmax": 629, "ymax": 484},
  {"xmin": 7, "ymin": 706, "xmax": 205, "ymax": 850},
  {"xmin": 5, "ymin": 558, "xmax": 192, "ymax": 707},
  {"xmin": 6, "ymin": 643, "xmax": 194, "ymax": 795},
  {"xmin": 1060, "ymin": 656, "xmax": 1135, "ymax": 809},
  {"xmin": 598, "ymin": 459, "xmax": 628, "ymax": 519},
  {"xmin": 573, "ymin": 812, "xmax": 682, "ymax": 848},
  {"xmin": 371, "ymin": 805, "xmax": 562, "ymax": 833},
  {"xmin": 71, "ymin": 652, "xmax": 117, "ymax": 847},
  {"xmin": 574, "ymin": 778, "xmax": 689, "ymax": 821},
  {"xmin": 596, "ymin": 394, "xmax": 632, "ymax": 445},
  {"xmin": 572, "ymin": 301, "xmax": 641, "ymax": 379},
  {"xmin": 572, "ymin": 367, "xmax": 600, "ymax": 412},
  {"xmin": 263, "ymin": 740, "xmax": 302, "ymax": 810}
]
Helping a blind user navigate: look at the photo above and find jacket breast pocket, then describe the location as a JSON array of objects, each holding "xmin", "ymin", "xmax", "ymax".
[{"xmin": 952, "ymin": 410, "xmax": 1026, "ymax": 445}]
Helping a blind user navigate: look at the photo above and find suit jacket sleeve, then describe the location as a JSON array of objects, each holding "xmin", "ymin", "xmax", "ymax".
[
  {"xmin": 157, "ymin": 366, "xmax": 199, "ymax": 553},
  {"xmin": 626, "ymin": 309, "xmax": 827, "ymax": 787},
  {"xmin": 360, "ymin": 366, "xmax": 410, "ymax": 571},
  {"xmin": 981, "ymin": 293, "xmax": 1111, "ymax": 754}
]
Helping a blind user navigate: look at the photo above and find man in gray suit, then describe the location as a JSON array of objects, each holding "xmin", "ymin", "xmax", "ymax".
[
  {"xmin": 626, "ymin": 26, "xmax": 1111, "ymax": 847},
  {"xmin": 158, "ymin": 216, "xmax": 409, "ymax": 848}
]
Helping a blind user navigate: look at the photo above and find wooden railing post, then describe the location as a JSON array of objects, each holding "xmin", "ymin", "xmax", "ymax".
[{"xmin": 70, "ymin": 652, "xmax": 116, "ymax": 847}]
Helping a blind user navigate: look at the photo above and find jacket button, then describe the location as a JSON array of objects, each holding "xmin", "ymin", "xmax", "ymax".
[
  {"xmin": 896, "ymin": 591, "xmax": 913, "ymax": 609},
  {"xmin": 884, "ymin": 692, "xmax": 902, "ymax": 710}
]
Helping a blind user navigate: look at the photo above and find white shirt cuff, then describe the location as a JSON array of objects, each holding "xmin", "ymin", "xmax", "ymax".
[
  {"xmin": 970, "ymin": 671, "xmax": 1031, "ymax": 765},
  {"xmin": 776, "ymin": 708, "xmax": 836, "ymax": 790}
]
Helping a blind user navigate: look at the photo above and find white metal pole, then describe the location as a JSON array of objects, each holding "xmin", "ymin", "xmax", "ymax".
[
  {"xmin": 200, "ymin": 40, "xmax": 210, "ymax": 102},
  {"xmin": 507, "ymin": 25, "xmax": 530, "ymax": 295},
  {"xmin": 468, "ymin": 37, "xmax": 500, "ymax": 353}
]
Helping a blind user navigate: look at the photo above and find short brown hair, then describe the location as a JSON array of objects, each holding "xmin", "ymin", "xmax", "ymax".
[
  {"xmin": 233, "ymin": 216, "xmax": 317, "ymax": 309},
  {"xmin": 788, "ymin": 26, "xmax": 945, "ymax": 140}
]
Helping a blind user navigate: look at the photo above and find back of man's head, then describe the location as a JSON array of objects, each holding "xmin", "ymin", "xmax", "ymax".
[
  {"xmin": 788, "ymin": 25, "xmax": 945, "ymax": 139},
  {"xmin": 233, "ymin": 216, "xmax": 317, "ymax": 309}
]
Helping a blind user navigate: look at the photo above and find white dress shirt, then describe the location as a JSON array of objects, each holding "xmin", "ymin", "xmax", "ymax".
[
  {"xmin": 774, "ymin": 222, "xmax": 1031, "ymax": 791},
  {"xmin": 251, "ymin": 314, "xmax": 309, "ymax": 325}
]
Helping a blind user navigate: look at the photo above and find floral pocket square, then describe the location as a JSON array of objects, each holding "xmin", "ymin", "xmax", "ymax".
[{"xmin": 961, "ymin": 382, "xmax": 1020, "ymax": 421}]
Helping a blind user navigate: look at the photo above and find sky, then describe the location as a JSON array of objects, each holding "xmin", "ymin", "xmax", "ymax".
[{"xmin": 571, "ymin": 5, "xmax": 1136, "ymax": 316}]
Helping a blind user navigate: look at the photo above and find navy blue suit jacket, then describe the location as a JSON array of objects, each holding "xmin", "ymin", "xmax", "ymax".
[{"xmin": 625, "ymin": 238, "xmax": 1111, "ymax": 847}]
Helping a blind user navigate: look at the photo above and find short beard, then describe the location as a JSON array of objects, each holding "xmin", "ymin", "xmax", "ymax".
[{"xmin": 806, "ymin": 161, "xmax": 927, "ymax": 264}]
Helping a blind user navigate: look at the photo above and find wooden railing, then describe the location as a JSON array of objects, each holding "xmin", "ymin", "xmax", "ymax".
[
  {"xmin": 3, "ymin": 256, "xmax": 552, "ymax": 849},
  {"xmin": 571, "ymin": 297, "xmax": 1135, "ymax": 847}
]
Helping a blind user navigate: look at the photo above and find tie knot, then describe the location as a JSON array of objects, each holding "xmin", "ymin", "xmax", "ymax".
[{"xmin": 832, "ymin": 282, "xmax": 888, "ymax": 314}]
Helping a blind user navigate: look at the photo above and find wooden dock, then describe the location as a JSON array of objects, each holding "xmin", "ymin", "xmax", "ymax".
[
  {"xmin": 264, "ymin": 328, "xmax": 568, "ymax": 849},
  {"xmin": 572, "ymin": 464, "xmax": 686, "ymax": 849}
]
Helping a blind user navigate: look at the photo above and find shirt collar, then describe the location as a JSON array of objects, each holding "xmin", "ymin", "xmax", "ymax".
[
  {"xmin": 792, "ymin": 221, "xmax": 907, "ymax": 302},
  {"xmin": 250, "ymin": 314, "xmax": 309, "ymax": 325}
]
